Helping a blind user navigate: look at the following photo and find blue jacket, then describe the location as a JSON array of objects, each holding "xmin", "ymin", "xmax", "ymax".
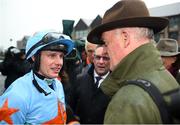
[{"xmin": 0, "ymin": 70, "xmax": 66, "ymax": 124}]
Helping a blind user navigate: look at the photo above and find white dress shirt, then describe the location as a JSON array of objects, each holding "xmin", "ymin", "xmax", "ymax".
[{"xmin": 94, "ymin": 71, "xmax": 110, "ymax": 88}]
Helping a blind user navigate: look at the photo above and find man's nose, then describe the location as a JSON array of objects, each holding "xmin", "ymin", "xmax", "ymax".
[{"xmin": 99, "ymin": 57, "xmax": 105, "ymax": 63}]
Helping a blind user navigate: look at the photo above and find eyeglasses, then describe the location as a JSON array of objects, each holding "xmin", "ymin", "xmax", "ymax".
[
  {"xmin": 26, "ymin": 32, "xmax": 69, "ymax": 58},
  {"xmin": 94, "ymin": 55, "xmax": 110, "ymax": 61}
]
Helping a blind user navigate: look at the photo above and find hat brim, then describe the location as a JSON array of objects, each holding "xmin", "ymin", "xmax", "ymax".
[
  {"xmin": 160, "ymin": 51, "xmax": 180, "ymax": 57},
  {"xmin": 87, "ymin": 17, "xmax": 169, "ymax": 44}
]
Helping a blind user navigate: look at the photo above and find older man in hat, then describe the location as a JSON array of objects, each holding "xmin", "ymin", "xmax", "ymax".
[
  {"xmin": 87, "ymin": 0, "xmax": 179, "ymax": 124},
  {"xmin": 157, "ymin": 38, "xmax": 180, "ymax": 83}
]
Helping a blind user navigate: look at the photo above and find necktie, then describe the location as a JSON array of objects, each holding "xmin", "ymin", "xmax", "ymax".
[{"xmin": 95, "ymin": 76, "xmax": 102, "ymax": 88}]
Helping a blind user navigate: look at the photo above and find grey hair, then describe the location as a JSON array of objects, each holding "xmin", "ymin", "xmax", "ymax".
[
  {"xmin": 96, "ymin": 44, "xmax": 107, "ymax": 48},
  {"xmin": 114, "ymin": 27, "xmax": 154, "ymax": 40},
  {"xmin": 135, "ymin": 27, "xmax": 154, "ymax": 40},
  {"xmin": 94, "ymin": 44, "xmax": 107, "ymax": 55}
]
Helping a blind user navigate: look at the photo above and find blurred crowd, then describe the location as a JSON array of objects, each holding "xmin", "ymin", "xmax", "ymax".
[
  {"xmin": 0, "ymin": 47, "xmax": 31, "ymax": 90},
  {"xmin": 0, "ymin": 0, "xmax": 180, "ymax": 124}
]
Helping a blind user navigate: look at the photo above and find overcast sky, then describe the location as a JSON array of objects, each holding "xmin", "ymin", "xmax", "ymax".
[{"xmin": 0, "ymin": 0, "xmax": 179, "ymax": 50}]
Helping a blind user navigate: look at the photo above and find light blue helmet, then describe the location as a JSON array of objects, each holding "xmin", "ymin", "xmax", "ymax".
[{"xmin": 26, "ymin": 31, "xmax": 74, "ymax": 60}]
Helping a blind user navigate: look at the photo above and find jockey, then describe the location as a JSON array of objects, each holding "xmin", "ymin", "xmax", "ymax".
[{"xmin": 0, "ymin": 31, "xmax": 78, "ymax": 124}]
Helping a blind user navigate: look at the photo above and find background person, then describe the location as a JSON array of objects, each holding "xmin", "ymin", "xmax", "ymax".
[
  {"xmin": 85, "ymin": 40, "xmax": 97, "ymax": 65},
  {"xmin": 156, "ymin": 38, "xmax": 180, "ymax": 84},
  {"xmin": 74, "ymin": 45, "xmax": 111, "ymax": 124},
  {"xmin": 0, "ymin": 31, "xmax": 78, "ymax": 124},
  {"xmin": 0, "ymin": 46, "xmax": 31, "ymax": 90},
  {"xmin": 80, "ymin": 40, "xmax": 97, "ymax": 74},
  {"xmin": 173, "ymin": 54, "xmax": 180, "ymax": 84},
  {"xmin": 87, "ymin": 0, "xmax": 179, "ymax": 124}
]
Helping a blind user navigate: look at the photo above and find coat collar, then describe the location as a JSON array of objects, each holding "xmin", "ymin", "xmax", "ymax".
[{"xmin": 101, "ymin": 42, "xmax": 164, "ymax": 97}]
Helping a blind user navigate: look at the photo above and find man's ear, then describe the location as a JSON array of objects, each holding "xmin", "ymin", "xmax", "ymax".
[{"xmin": 122, "ymin": 31, "xmax": 130, "ymax": 48}]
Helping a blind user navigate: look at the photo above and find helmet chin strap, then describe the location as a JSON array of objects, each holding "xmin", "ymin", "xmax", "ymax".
[
  {"xmin": 32, "ymin": 52, "xmax": 41, "ymax": 72},
  {"xmin": 32, "ymin": 72, "xmax": 51, "ymax": 96}
]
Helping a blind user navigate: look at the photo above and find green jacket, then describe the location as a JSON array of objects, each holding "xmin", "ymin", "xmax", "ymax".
[{"xmin": 101, "ymin": 42, "xmax": 179, "ymax": 124}]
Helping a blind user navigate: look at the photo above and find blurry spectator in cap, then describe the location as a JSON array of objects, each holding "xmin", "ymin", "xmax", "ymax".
[
  {"xmin": 87, "ymin": 0, "xmax": 179, "ymax": 123},
  {"xmin": 156, "ymin": 38, "xmax": 180, "ymax": 83},
  {"xmin": 0, "ymin": 46, "xmax": 31, "ymax": 90},
  {"xmin": 0, "ymin": 31, "xmax": 79, "ymax": 124}
]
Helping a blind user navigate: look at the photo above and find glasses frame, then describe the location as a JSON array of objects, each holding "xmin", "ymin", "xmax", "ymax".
[{"xmin": 94, "ymin": 54, "xmax": 110, "ymax": 61}]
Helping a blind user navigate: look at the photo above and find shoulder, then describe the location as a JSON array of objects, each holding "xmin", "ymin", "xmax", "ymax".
[
  {"xmin": 12, "ymin": 72, "xmax": 32, "ymax": 87},
  {"xmin": 104, "ymin": 84, "xmax": 161, "ymax": 123},
  {"xmin": 112, "ymin": 84, "xmax": 153, "ymax": 104},
  {"xmin": 2, "ymin": 72, "xmax": 33, "ymax": 99},
  {"xmin": 54, "ymin": 79, "xmax": 64, "ymax": 88},
  {"xmin": 0, "ymin": 74, "xmax": 32, "ymax": 116}
]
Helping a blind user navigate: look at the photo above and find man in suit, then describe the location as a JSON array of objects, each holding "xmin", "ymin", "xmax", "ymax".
[{"xmin": 75, "ymin": 45, "xmax": 111, "ymax": 124}]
